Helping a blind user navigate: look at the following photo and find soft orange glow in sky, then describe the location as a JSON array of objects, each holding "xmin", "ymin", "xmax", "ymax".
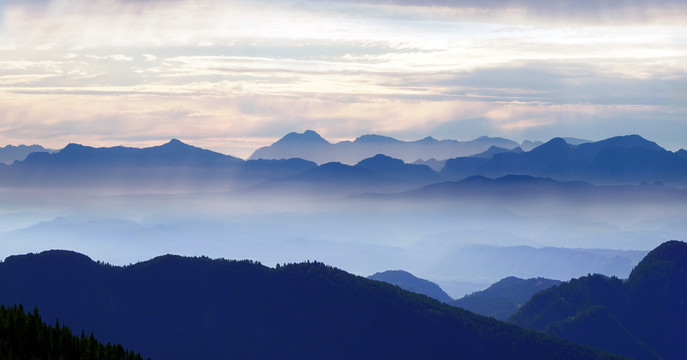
[{"xmin": 1, "ymin": 0, "xmax": 686, "ymax": 157}]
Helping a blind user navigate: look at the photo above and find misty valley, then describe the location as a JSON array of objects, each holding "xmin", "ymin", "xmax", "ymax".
[{"xmin": 1, "ymin": 131, "xmax": 686, "ymax": 359}]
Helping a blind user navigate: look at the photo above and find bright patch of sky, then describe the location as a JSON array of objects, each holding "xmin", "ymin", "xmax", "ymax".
[{"xmin": 1, "ymin": 0, "xmax": 686, "ymax": 156}]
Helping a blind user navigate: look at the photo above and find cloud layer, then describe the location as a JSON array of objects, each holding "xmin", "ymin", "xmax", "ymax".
[{"xmin": 1, "ymin": 0, "xmax": 686, "ymax": 156}]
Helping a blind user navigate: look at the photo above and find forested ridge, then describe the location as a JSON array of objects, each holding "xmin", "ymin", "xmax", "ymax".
[
  {"xmin": 0, "ymin": 251, "xmax": 624, "ymax": 359},
  {"xmin": 0, "ymin": 304, "xmax": 146, "ymax": 360},
  {"xmin": 510, "ymin": 240, "xmax": 687, "ymax": 360}
]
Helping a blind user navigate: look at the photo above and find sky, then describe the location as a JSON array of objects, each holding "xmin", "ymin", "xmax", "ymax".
[{"xmin": 1, "ymin": 0, "xmax": 686, "ymax": 158}]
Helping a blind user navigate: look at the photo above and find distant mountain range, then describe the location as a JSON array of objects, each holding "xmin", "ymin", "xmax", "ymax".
[
  {"xmin": 0, "ymin": 251, "xmax": 621, "ymax": 360},
  {"xmin": 452, "ymin": 277, "xmax": 561, "ymax": 320},
  {"xmin": 368, "ymin": 270, "xmax": 454, "ymax": 303},
  {"xmin": 441, "ymin": 135, "xmax": 687, "ymax": 186},
  {"xmin": 249, "ymin": 130, "xmax": 525, "ymax": 164},
  {"xmin": 1, "ymin": 133, "xmax": 685, "ymax": 192},
  {"xmin": 418, "ymin": 244, "xmax": 647, "ymax": 283},
  {"xmin": 396, "ymin": 174, "xmax": 687, "ymax": 203},
  {"xmin": 510, "ymin": 240, "xmax": 687, "ymax": 360},
  {"xmin": 0, "ymin": 144, "xmax": 54, "ymax": 164},
  {"xmin": 367, "ymin": 270, "xmax": 562, "ymax": 320},
  {"xmin": 0, "ymin": 139, "xmax": 317, "ymax": 190}
]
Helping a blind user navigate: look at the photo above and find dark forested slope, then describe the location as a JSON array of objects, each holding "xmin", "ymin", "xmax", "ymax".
[
  {"xmin": 0, "ymin": 250, "xmax": 623, "ymax": 360},
  {"xmin": 510, "ymin": 240, "xmax": 687, "ymax": 360},
  {"xmin": 0, "ymin": 304, "xmax": 145, "ymax": 360}
]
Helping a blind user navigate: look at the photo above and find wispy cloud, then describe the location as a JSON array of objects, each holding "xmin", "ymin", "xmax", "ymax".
[{"xmin": 1, "ymin": 0, "xmax": 686, "ymax": 154}]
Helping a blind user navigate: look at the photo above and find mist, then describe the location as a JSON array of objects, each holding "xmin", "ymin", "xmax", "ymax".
[{"xmin": 2, "ymin": 182, "xmax": 681, "ymax": 297}]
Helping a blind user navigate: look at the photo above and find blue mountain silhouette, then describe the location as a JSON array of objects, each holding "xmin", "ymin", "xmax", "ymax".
[
  {"xmin": 249, "ymin": 130, "xmax": 521, "ymax": 164},
  {"xmin": 511, "ymin": 240, "xmax": 687, "ymax": 360},
  {"xmin": 368, "ymin": 270, "xmax": 454, "ymax": 303},
  {"xmin": 3, "ymin": 139, "xmax": 316, "ymax": 189},
  {"xmin": 451, "ymin": 276, "xmax": 561, "ymax": 320},
  {"xmin": 0, "ymin": 250, "xmax": 623, "ymax": 360},
  {"xmin": 442, "ymin": 135, "xmax": 687, "ymax": 186},
  {"xmin": 0, "ymin": 144, "xmax": 54, "ymax": 164}
]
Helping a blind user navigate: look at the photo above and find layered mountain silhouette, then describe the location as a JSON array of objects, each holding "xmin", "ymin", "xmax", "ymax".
[
  {"xmin": 1, "ymin": 133, "xmax": 685, "ymax": 193},
  {"xmin": 0, "ymin": 250, "xmax": 623, "ymax": 360},
  {"xmin": 249, "ymin": 130, "xmax": 521, "ymax": 164},
  {"xmin": 399, "ymin": 174, "xmax": 687, "ymax": 203},
  {"xmin": 452, "ymin": 277, "xmax": 561, "ymax": 320},
  {"xmin": 253, "ymin": 154, "xmax": 443, "ymax": 195},
  {"xmin": 0, "ymin": 139, "xmax": 316, "ymax": 189},
  {"xmin": 0, "ymin": 144, "xmax": 54, "ymax": 164},
  {"xmin": 470, "ymin": 145, "xmax": 523, "ymax": 159},
  {"xmin": 442, "ymin": 135, "xmax": 687, "ymax": 186},
  {"xmin": 368, "ymin": 270, "xmax": 453, "ymax": 303},
  {"xmin": 510, "ymin": 240, "xmax": 687, "ymax": 360},
  {"xmin": 418, "ymin": 244, "xmax": 647, "ymax": 284}
]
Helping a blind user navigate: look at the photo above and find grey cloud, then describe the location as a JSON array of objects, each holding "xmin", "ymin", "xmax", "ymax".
[
  {"xmin": 392, "ymin": 60, "xmax": 687, "ymax": 107},
  {"xmin": 315, "ymin": 0, "xmax": 687, "ymax": 23}
]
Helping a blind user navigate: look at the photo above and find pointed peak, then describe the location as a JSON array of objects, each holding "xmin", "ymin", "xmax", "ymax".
[
  {"xmin": 417, "ymin": 136, "xmax": 437, "ymax": 143},
  {"xmin": 530, "ymin": 137, "xmax": 570, "ymax": 152},
  {"xmin": 61, "ymin": 143, "xmax": 88, "ymax": 152},
  {"xmin": 546, "ymin": 137, "xmax": 568, "ymax": 145},
  {"xmin": 161, "ymin": 138, "xmax": 191, "ymax": 148}
]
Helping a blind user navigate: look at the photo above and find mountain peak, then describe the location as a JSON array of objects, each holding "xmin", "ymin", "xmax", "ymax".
[
  {"xmin": 368, "ymin": 269, "xmax": 453, "ymax": 303},
  {"xmin": 594, "ymin": 134, "xmax": 663, "ymax": 151},
  {"xmin": 629, "ymin": 240, "xmax": 687, "ymax": 285},
  {"xmin": 417, "ymin": 136, "xmax": 437, "ymax": 143},
  {"xmin": 276, "ymin": 130, "xmax": 329, "ymax": 145},
  {"xmin": 529, "ymin": 137, "xmax": 571, "ymax": 153},
  {"xmin": 159, "ymin": 138, "xmax": 193, "ymax": 149},
  {"xmin": 167, "ymin": 138, "xmax": 184, "ymax": 145},
  {"xmin": 356, "ymin": 154, "xmax": 405, "ymax": 168},
  {"xmin": 56, "ymin": 143, "xmax": 93, "ymax": 156}
]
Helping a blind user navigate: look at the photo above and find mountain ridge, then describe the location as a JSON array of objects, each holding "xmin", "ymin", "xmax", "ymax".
[
  {"xmin": 368, "ymin": 270, "xmax": 454, "ymax": 303},
  {"xmin": 0, "ymin": 250, "xmax": 623, "ymax": 360},
  {"xmin": 249, "ymin": 130, "xmax": 522, "ymax": 164},
  {"xmin": 451, "ymin": 276, "xmax": 561, "ymax": 320},
  {"xmin": 510, "ymin": 240, "xmax": 687, "ymax": 360}
]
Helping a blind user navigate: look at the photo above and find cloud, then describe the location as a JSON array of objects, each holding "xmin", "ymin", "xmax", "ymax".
[
  {"xmin": 1, "ymin": 0, "xmax": 685, "ymax": 152},
  {"xmin": 109, "ymin": 54, "xmax": 133, "ymax": 62},
  {"xmin": 142, "ymin": 53, "xmax": 156, "ymax": 62},
  {"xmin": 324, "ymin": 0, "xmax": 687, "ymax": 23}
]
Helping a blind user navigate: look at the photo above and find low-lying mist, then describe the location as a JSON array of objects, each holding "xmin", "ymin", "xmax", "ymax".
[{"xmin": 1, "ymin": 185, "xmax": 682, "ymax": 297}]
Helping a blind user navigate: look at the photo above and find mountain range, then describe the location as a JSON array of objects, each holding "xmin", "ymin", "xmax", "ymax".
[
  {"xmin": 510, "ymin": 240, "xmax": 687, "ymax": 360},
  {"xmin": 367, "ymin": 270, "xmax": 562, "ymax": 320},
  {"xmin": 1, "ymin": 133, "xmax": 685, "ymax": 194},
  {"xmin": 418, "ymin": 244, "xmax": 647, "ymax": 283},
  {"xmin": 441, "ymin": 135, "xmax": 687, "ymax": 186},
  {"xmin": 249, "ymin": 130, "xmax": 524, "ymax": 164},
  {"xmin": 0, "ymin": 251, "xmax": 622, "ymax": 360},
  {"xmin": 0, "ymin": 139, "xmax": 317, "ymax": 190},
  {"xmin": 452, "ymin": 277, "xmax": 561, "ymax": 320},
  {"xmin": 0, "ymin": 144, "xmax": 54, "ymax": 164}
]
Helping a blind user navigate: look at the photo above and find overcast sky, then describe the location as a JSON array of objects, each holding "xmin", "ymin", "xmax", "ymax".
[{"xmin": 1, "ymin": 0, "xmax": 686, "ymax": 157}]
